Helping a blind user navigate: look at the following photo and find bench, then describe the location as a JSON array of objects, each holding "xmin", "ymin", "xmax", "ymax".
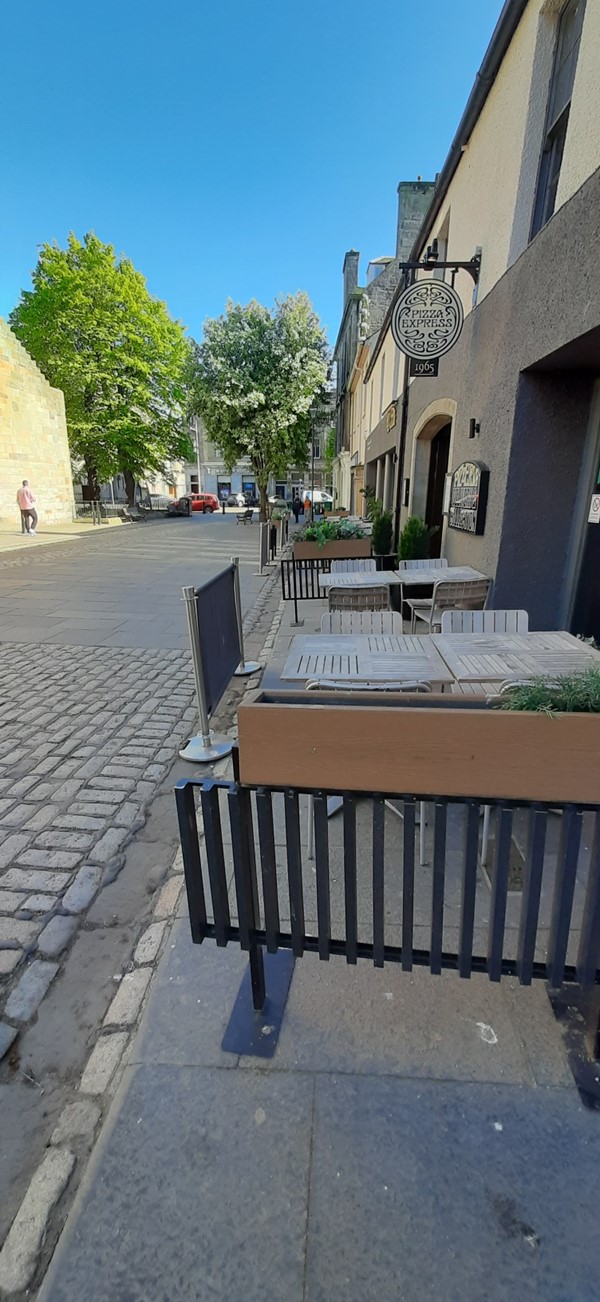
[
  {"xmin": 236, "ymin": 509, "xmax": 253, "ymax": 524},
  {"xmin": 118, "ymin": 506, "xmax": 149, "ymax": 523},
  {"xmin": 175, "ymin": 752, "xmax": 600, "ymax": 1055}
]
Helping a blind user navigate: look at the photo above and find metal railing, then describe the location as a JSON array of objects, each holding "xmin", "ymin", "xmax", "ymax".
[
  {"xmin": 281, "ymin": 557, "xmax": 333, "ymax": 623},
  {"xmin": 175, "ymin": 772, "xmax": 600, "ymax": 1014}
]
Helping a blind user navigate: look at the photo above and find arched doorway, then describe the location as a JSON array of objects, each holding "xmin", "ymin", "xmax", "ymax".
[
  {"xmin": 424, "ymin": 422, "xmax": 451, "ymax": 558},
  {"xmin": 409, "ymin": 401, "xmax": 456, "ymax": 557}
]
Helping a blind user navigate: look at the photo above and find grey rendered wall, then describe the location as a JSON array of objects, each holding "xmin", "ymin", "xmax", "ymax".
[{"xmin": 494, "ymin": 371, "xmax": 594, "ymax": 627}]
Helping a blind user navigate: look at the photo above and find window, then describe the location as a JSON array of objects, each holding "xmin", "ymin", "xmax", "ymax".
[
  {"xmin": 313, "ymin": 438, "xmax": 321, "ymax": 459},
  {"xmin": 531, "ymin": 0, "xmax": 585, "ymax": 238},
  {"xmin": 379, "ymin": 355, "xmax": 386, "ymax": 418}
]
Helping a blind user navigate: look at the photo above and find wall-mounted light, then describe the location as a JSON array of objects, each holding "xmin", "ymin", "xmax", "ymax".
[{"xmin": 469, "ymin": 419, "xmax": 480, "ymax": 439}]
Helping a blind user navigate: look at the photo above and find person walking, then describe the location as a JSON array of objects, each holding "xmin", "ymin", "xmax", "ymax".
[
  {"xmin": 17, "ymin": 480, "xmax": 38, "ymax": 536},
  {"xmin": 292, "ymin": 494, "xmax": 302, "ymax": 524}
]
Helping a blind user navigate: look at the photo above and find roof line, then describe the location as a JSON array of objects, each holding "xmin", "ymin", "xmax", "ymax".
[{"xmin": 363, "ymin": 0, "xmax": 529, "ymax": 382}]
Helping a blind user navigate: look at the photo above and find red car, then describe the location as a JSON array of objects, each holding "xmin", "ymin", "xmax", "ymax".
[{"xmin": 190, "ymin": 492, "xmax": 219, "ymax": 513}]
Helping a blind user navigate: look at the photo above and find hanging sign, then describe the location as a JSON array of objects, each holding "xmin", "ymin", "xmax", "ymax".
[
  {"xmin": 391, "ymin": 280, "xmax": 464, "ymax": 363},
  {"xmin": 588, "ymin": 494, "xmax": 600, "ymax": 524},
  {"xmin": 447, "ymin": 461, "xmax": 489, "ymax": 535},
  {"xmin": 409, "ymin": 358, "xmax": 439, "ymax": 378}
]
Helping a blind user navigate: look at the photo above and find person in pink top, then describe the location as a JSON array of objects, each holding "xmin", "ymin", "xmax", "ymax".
[{"xmin": 16, "ymin": 480, "xmax": 38, "ymax": 536}]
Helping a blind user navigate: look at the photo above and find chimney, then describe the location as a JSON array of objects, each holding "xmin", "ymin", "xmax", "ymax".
[
  {"xmin": 343, "ymin": 250, "xmax": 360, "ymax": 305},
  {"xmin": 396, "ymin": 180, "xmax": 436, "ymax": 261}
]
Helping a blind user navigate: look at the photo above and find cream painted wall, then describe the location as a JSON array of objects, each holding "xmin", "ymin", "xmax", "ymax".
[
  {"xmin": 426, "ymin": 0, "xmax": 541, "ymax": 315},
  {"xmin": 422, "ymin": 0, "xmax": 600, "ymax": 316},
  {"xmin": 555, "ymin": 0, "xmax": 600, "ymax": 209}
]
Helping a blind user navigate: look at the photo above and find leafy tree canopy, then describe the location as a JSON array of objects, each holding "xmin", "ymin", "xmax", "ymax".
[
  {"xmin": 9, "ymin": 232, "xmax": 193, "ymax": 498},
  {"xmin": 188, "ymin": 293, "xmax": 329, "ymax": 516}
]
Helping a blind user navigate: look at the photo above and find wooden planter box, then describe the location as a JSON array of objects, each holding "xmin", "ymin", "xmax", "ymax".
[
  {"xmin": 237, "ymin": 691, "xmax": 600, "ymax": 804},
  {"xmin": 293, "ymin": 539, "xmax": 372, "ymax": 561}
]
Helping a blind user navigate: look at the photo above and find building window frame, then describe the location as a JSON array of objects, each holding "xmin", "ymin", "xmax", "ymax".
[{"xmin": 530, "ymin": 0, "xmax": 586, "ymax": 240}]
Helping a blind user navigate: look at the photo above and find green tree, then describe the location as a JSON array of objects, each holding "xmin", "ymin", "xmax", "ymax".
[
  {"xmin": 188, "ymin": 294, "xmax": 328, "ymax": 519},
  {"xmin": 10, "ymin": 232, "xmax": 193, "ymax": 501}
]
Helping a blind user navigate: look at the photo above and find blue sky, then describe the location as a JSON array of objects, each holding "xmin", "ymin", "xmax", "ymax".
[{"xmin": 2, "ymin": 0, "xmax": 501, "ymax": 345}]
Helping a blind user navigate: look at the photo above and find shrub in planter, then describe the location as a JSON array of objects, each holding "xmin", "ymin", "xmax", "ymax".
[
  {"xmin": 499, "ymin": 668, "xmax": 600, "ymax": 714},
  {"xmin": 398, "ymin": 516, "xmax": 437, "ymax": 561},
  {"xmin": 295, "ymin": 519, "xmax": 365, "ymax": 546},
  {"xmin": 371, "ymin": 510, "xmax": 393, "ymax": 557}
]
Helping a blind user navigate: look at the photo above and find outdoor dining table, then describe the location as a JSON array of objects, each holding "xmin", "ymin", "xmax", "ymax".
[
  {"xmin": 431, "ymin": 629, "xmax": 600, "ymax": 683},
  {"xmin": 398, "ymin": 565, "xmax": 487, "ymax": 588},
  {"xmin": 279, "ymin": 633, "xmax": 454, "ymax": 686},
  {"xmin": 317, "ymin": 570, "xmax": 404, "ymax": 591}
]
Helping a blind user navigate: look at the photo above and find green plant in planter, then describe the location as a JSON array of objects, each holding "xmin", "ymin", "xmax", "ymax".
[
  {"xmin": 398, "ymin": 516, "xmax": 437, "ymax": 560},
  {"xmin": 360, "ymin": 484, "xmax": 382, "ymax": 523},
  {"xmin": 297, "ymin": 519, "xmax": 365, "ymax": 546},
  {"xmin": 371, "ymin": 510, "xmax": 393, "ymax": 556},
  {"xmin": 500, "ymin": 667, "xmax": 600, "ymax": 715}
]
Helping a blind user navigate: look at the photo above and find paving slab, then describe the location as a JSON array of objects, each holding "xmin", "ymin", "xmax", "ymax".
[
  {"xmin": 40, "ymin": 1064, "xmax": 313, "ymax": 1302},
  {"xmin": 131, "ymin": 918, "xmax": 247, "ymax": 1069},
  {"xmin": 305, "ymin": 1075, "xmax": 599, "ymax": 1302}
]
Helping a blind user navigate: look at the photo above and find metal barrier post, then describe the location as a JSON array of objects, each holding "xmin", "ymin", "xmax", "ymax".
[
  {"xmin": 179, "ymin": 585, "xmax": 233, "ymax": 763},
  {"xmin": 258, "ymin": 522, "xmax": 268, "ymax": 575},
  {"xmin": 291, "ymin": 558, "xmax": 303, "ymax": 626},
  {"xmin": 231, "ymin": 557, "xmax": 261, "ymax": 676}
]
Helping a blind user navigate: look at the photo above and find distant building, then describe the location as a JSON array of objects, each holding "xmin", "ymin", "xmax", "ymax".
[
  {"xmin": 0, "ymin": 319, "xmax": 75, "ymax": 527},
  {"xmin": 332, "ymin": 180, "xmax": 435, "ymax": 512}
]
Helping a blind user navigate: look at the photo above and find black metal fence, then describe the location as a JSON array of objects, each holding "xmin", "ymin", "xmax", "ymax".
[
  {"xmin": 281, "ymin": 557, "xmax": 333, "ymax": 623},
  {"xmin": 176, "ymin": 774, "xmax": 600, "ymax": 1011}
]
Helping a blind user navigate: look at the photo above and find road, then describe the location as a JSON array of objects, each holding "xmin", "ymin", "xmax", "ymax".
[{"xmin": 0, "ymin": 513, "xmax": 273, "ymax": 1266}]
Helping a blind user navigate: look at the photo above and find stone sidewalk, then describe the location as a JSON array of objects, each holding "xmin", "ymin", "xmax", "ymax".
[
  {"xmin": 35, "ymin": 786, "xmax": 600, "ymax": 1302},
  {"xmin": 0, "ymin": 517, "xmax": 286, "ymax": 1293}
]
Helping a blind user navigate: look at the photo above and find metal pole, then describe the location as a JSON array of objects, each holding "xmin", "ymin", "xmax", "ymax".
[
  {"xmin": 311, "ymin": 411, "xmax": 315, "ymax": 518},
  {"xmin": 231, "ymin": 557, "xmax": 260, "ymax": 676},
  {"xmin": 178, "ymin": 585, "xmax": 233, "ymax": 763},
  {"xmin": 195, "ymin": 421, "xmax": 202, "ymax": 492}
]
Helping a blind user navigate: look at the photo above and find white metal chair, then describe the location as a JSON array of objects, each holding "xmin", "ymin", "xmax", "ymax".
[
  {"xmin": 440, "ymin": 609, "xmax": 529, "ymax": 634},
  {"xmin": 407, "ymin": 578, "xmax": 491, "ymax": 633},
  {"xmin": 330, "ymin": 559, "xmax": 377, "ymax": 574},
  {"xmin": 328, "ymin": 585, "xmax": 391, "ymax": 613},
  {"xmin": 305, "ymin": 679, "xmax": 431, "ymax": 862},
  {"xmin": 320, "ymin": 610, "xmax": 403, "ymax": 634},
  {"xmin": 397, "ymin": 558, "xmax": 448, "ymax": 570}
]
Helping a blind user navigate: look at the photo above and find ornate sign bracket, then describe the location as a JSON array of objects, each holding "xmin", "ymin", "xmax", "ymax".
[{"xmin": 398, "ymin": 246, "xmax": 481, "ymax": 288}]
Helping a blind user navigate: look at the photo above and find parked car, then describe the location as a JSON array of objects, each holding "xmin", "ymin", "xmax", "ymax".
[
  {"xmin": 190, "ymin": 492, "xmax": 220, "ymax": 513},
  {"xmin": 225, "ymin": 492, "xmax": 247, "ymax": 507},
  {"xmin": 149, "ymin": 493, "xmax": 172, "ymax": 511},
  {"xmin": 268, "ymin": 494, "xmax": 288, "ymax": 510}
]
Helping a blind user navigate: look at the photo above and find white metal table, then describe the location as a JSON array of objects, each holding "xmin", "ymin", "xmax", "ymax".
[
  {"xmin": 280, "ymin": 633, "xmax": 454, "ymax": 686},
  {"xmin": 399, "ymin": 565, "xmax": 487, "ymax": 588},
  {"xmin": 432, "ymin": 630, "xmax": 600, "ymax": 684},
  {"xmin": 317, "ymin": 570, "xmax": 404, "ymax": 592}
]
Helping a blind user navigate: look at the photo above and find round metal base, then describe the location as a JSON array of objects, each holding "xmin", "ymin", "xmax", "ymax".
[
  {"xmin": 234, "ymin": 660, "xmax": 261, "ymax": 676},
  {"xmin": 178, "ymin": 733, "xmax": 233, "ymax": 763}
]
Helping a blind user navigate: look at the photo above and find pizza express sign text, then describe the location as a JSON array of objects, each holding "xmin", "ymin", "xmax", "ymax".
[
  {"xmin": 391, "ymin": 280, "xmax": 464, "ymax": 361},
  {"xmin": 448, "ymin": 461, "xmax": 489, "ymax": 535}
]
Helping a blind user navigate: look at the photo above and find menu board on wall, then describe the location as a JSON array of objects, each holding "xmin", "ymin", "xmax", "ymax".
[{"xmin": 447, "ymin": 461, "xmax": 489, "ymax": 535}]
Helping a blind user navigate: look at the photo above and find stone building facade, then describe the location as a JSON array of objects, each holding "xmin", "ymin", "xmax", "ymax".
[
  {"xmin": 367, "ymin": 0, "xmax": 600, "ymax": 631},
  {"xmin": 332, "ymin": 180, "xmax": 435, "ymax": 512},
  {"xmin": 0, "ymin": 319, "xmax": 75, "ymax": 527}
]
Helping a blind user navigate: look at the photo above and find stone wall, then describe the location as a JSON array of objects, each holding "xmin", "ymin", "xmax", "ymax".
[{"xmin": 0, "ymin": 319, "xmax": 75, "ymax": 527}]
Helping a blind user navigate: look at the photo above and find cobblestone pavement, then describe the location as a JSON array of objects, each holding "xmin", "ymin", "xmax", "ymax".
[{"xmin": 0, "ymin": 515, "xmax": 285, "ymax": 1283}]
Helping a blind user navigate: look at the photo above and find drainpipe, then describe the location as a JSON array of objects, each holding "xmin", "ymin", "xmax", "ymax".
[{"xmin": 392, "ymin": 353, "xmax": 410, "ymax": 553}]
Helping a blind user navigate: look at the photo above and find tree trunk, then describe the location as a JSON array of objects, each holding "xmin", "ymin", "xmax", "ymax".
[
  {"xmin": 85, "ymin": 459, "xmax": 100, "ymax": 501},
  {"xmin": 123, "ymin": 470, "xmax": 136, "ymax": 507},
  {"xmin": 258, "ymin": 481, "xmax": 269, "ymax": 523}
]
